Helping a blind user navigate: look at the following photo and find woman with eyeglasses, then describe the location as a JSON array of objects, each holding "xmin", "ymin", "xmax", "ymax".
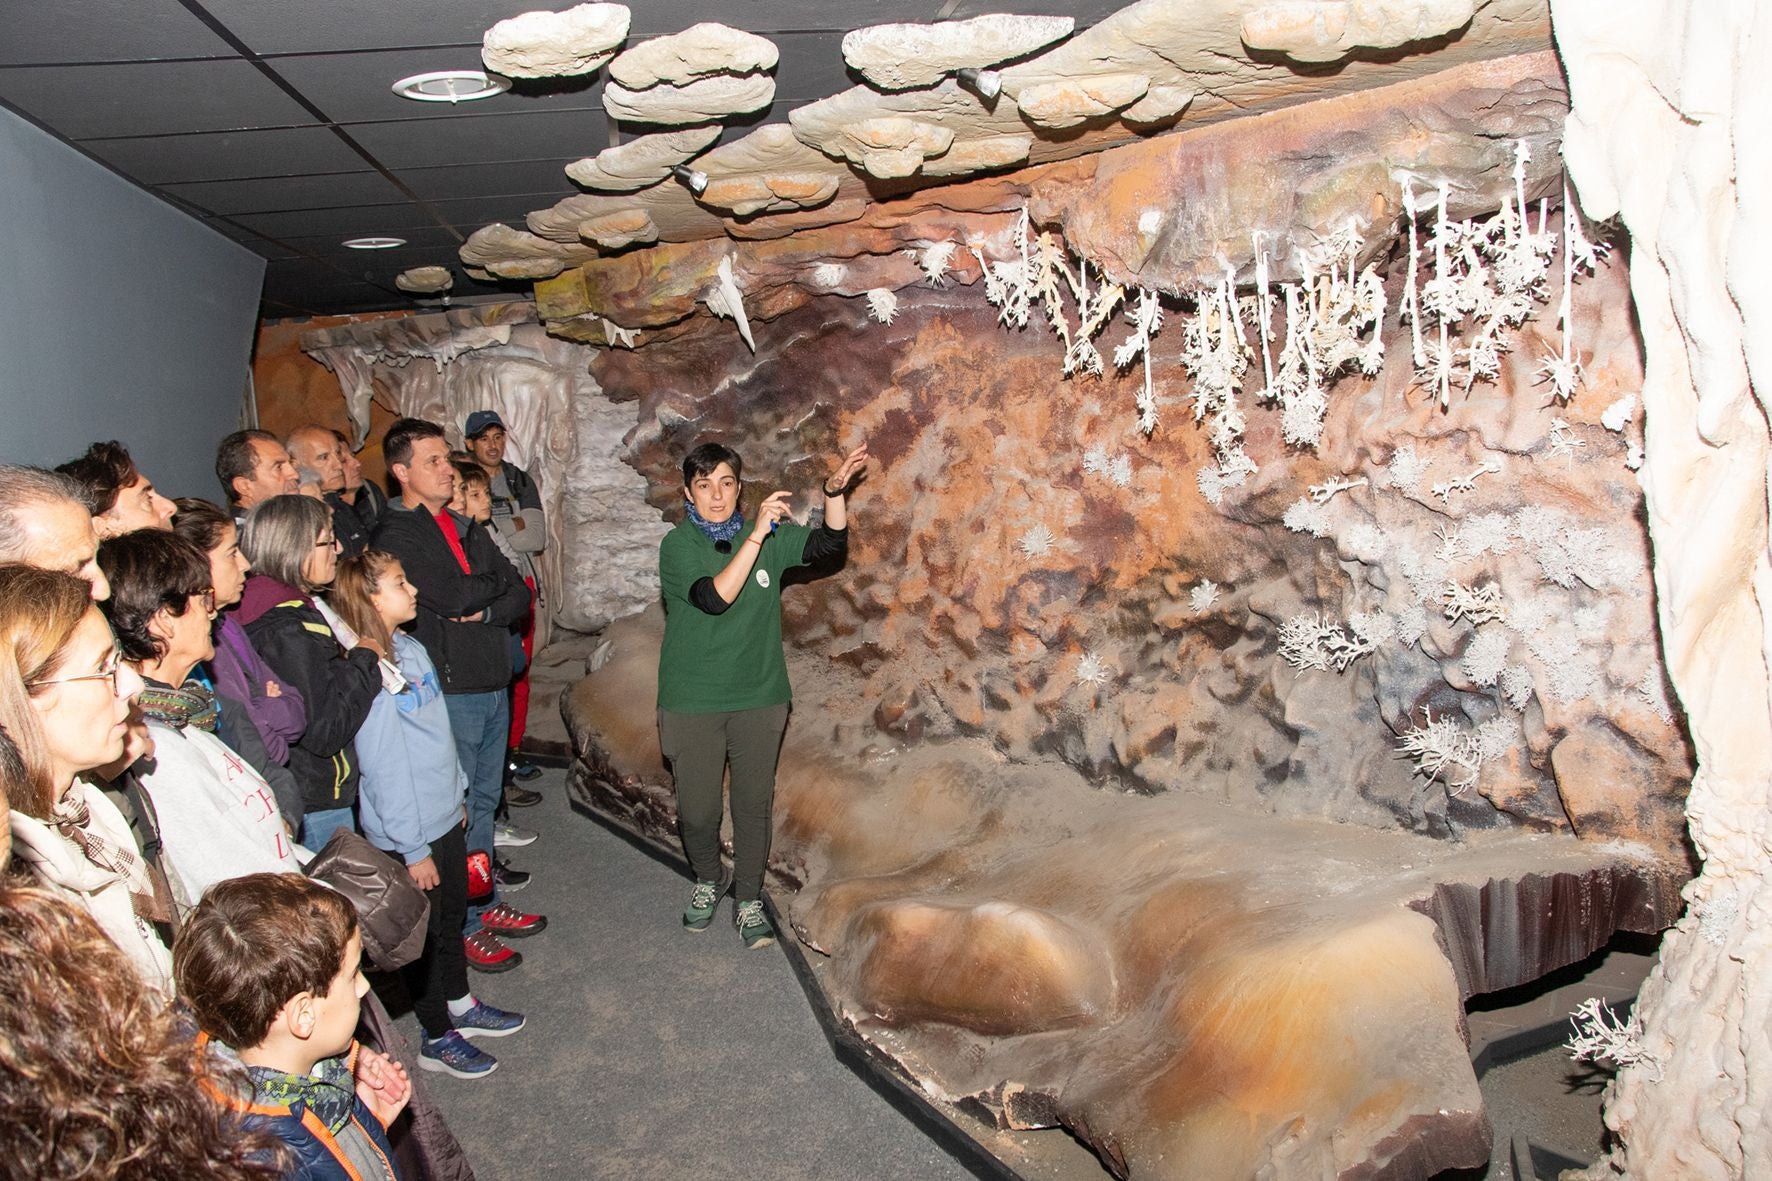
[
  {"xmin": 236, "ymin": 495, "xmax": 381, "ymax": 851},
  {"xmin": 0, "ymin": 564, "xmax": 174, "ymax": 994},
  {"xmin": 96, "ymin": 531, "xmax": 302, "ymax": 913}
]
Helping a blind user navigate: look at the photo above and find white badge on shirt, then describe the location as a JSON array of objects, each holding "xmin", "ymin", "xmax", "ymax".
[{"xmin": 755, "ymin": 569, "xmax": 770, "ymax": 589}]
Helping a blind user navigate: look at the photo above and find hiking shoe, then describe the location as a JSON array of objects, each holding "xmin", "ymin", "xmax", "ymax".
[
  {"xmin": 494, "ymin": 858, "xmax": 531, "ymax": 891},
  {"xmin": 494, "ymin": 821, "xmax": 537, "ymax": 848},
  {"xmin": 464, "ymin": 929, "xmax": 522, "ymax": 973},
  {"xmin": 734, "ymin": 899, "xmax": 776, "ymax": 950},
  {"xmin": 453, "ymin": 999, "xmax": 527, "ymax": 1040},
  {"xmin": 682, "ymin": 876, "xmax": 728, "ymax": 932},
  {"xmin": 419, "ymin": 1031, "xmax": 498, "ymax": 1079},
  {"xmin": 509, "ymin": 760, "xmax": 543, "ymax": 782},
  {"xmin": 505, "ymin": 783, "xmax": 543, "ymax": 808},
  {"xmin": 481, "ymin": 902, "xmax": 547, "ymax": 938}
]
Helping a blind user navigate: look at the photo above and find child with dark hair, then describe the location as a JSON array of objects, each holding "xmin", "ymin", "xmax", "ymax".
[
  {"xmin": 329, "ymin": 551, "xmax": 527, "ymax": 1079},
  {"xmin": 176, "ymin": 873, "xmax": 411, "ymax": 1181}
]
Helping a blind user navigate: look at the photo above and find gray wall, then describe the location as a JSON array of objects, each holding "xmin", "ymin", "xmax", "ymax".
[{"xmin": 0, "ymin": 105, "xmax": 265, "ymax": 499}]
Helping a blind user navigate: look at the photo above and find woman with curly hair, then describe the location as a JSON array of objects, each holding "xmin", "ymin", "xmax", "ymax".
[
  {"xmin": 0, "ymin": 564, "xmax": 173, "ymax": 993},
  {"xmin": 0, "ymin": 882, "xmax": 282, "ymax": 1181}
]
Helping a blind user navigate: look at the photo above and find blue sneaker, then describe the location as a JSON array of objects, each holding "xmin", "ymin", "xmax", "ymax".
[
  {"xmin": 419, "ymin": 1031, "xmax": 498, "ymax": 1079},
  {"xmin": 454, "ymin": 999, "xmax": 527, "ymax": 1039}
]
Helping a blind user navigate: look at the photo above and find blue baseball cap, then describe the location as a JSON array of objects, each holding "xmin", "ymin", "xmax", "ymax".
[{"xmin": 464, "ymin": 410, "xmax": 506, "ymax": 438}]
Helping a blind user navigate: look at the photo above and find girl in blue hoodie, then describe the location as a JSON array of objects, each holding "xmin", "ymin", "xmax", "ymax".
[{"xmin": 329, "ymin": 551, "xmax": 526, "ymax": 1080}]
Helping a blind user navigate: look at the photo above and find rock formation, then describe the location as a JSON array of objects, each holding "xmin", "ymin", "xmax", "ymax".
[
  {"xmin": 1552, "ymin": 0, "xmax": 1772, "ymax": 1176},
  {"xmin": 393, "ymin": 265, "xmax": 452, "ymax": 295},
  {"xmin": 565, "ymin": 127, "xmax": 723, "ymax": 193},
  {"xmin": 480, "ymin": 3, "xmax": 630, "ymax": 79},
  {"xmin": 840, "ymin": 13, "xmax": 1075, "ymax": 91}
]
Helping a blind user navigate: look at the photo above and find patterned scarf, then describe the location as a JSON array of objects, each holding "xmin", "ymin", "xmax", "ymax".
[
  {"xmin": 51, "ymin": 789, "xmax": 172, "ymax": 924},
  {"xmin": 248, "ymin": 1054, "xmax": 357, "ymax": 1134},
  {"xmin": 686, "ymin": 502, "xmax": 747, "ymax": 544},
  {"xmin": 138, "ymin": 678, "xmax": 219, "ymax": 732}
]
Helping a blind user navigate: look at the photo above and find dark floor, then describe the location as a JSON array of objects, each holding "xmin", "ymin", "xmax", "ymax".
[{"xmin": 383, "ymin": 764, "xmax": 981, "ymax": 1181}]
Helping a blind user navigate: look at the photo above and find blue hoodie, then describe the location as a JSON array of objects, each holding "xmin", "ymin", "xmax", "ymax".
[{"xmin": 354, "ymin": 633, "xmax": 468, "ymax": 865}]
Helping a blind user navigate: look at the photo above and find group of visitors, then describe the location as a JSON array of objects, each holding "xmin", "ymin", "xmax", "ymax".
[
  {"xmin": 0, "ymin": 411, "xmax": 557, "ymax": 1180},
  {"xmin": 0, "ymin": 410, "xmax": 868, "ymax": 1180}
]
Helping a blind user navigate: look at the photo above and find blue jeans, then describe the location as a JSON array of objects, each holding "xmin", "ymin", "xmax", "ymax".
[
  {"xmin": 445, "ymin": 690, "xmax": 509, "ymax": 934},
  {"xmin": 299, "ymin": 806, "xmax": 355, "ymax": 853}
]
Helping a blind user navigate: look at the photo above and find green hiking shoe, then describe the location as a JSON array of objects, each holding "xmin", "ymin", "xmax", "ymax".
[
  {"xmin": 734, "ymin": 898, "xmax": 776, "ymax": 950},
  {"xmin": 682, "ymin": 875, "xmax": 728, "ymax": 931}
]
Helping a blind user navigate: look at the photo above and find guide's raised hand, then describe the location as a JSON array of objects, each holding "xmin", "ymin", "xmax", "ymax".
[
  {"xmin": 825, "ymin": 443, "xmax": 870, "ymax": 497},
  {"xmin": 750, "ymin": 489, "xmax": 793, "ymax": 542}
]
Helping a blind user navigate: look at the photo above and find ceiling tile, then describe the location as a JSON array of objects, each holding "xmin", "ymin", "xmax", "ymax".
[
  {"xmin": 0, "ymin": 0, "xmax": 236, "ymax": 65},
  {"xmin": 158, "ymin": 170, "xmax": 407, "ymax": 214},
  {"xmin": 0, "ymin": 60, "xmax": 317, "ymax": 139},
  {"xmin": 623, "ymin": 1, "xmax": 937, "ymax": 37},
  {"xmin": 770, "ymin": 31, "xmax": 857, "ymax": 101},
  {"xmin": 343, "ymin": 108, "xmax": 605, "ymax": 170},
  {"xmin": 395, "ymin": 157, "xmax": 579, "ymax": 202},
  {"xmin": 202, "ymin": 0, "xmax": 546, "ymax": 56},
  {"xmin": 265, "ymin": 48, "xmax": 601, "ymax": 125},
  {"xmin": 230, "ymin": 201, "xmax": 441, "ymax": 239},
  {"xmin": 279, "ymin": 225, "xmax": 467, "ymax": 260},
  {"xmin": 83, "ymin": 125, "xmax": 369, "ymax": 183}
]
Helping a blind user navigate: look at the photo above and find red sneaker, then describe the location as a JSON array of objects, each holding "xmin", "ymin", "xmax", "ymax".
[
  {"xmin": 464, "ymin": 929, "xmax": 521, "ymax": 973},
  {"xmin": 481, "ymin": 902, "xmax": 548, "ymax": 938}
]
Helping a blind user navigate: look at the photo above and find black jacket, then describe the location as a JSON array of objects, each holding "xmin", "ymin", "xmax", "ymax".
[
  {"xmin": 237, "ymin": 575, "xmax": 381, "ymax": 816},
  {"xmin": 371, "ymin": 502, "xmax": 530, "ymax": 695},
  {"xmin": 326, "ymin": 492, "xmax": 371, "ymax": 557}
]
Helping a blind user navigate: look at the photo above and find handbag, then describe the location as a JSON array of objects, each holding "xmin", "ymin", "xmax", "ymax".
[{"xmin": 304, "ymin": 829, "xmax": 431, "ymax": 971}]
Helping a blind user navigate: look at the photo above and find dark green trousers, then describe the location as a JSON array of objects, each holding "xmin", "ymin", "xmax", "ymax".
[{"xmin": 658, "ymin": 703, "xmax": 790, "ymax": 902}]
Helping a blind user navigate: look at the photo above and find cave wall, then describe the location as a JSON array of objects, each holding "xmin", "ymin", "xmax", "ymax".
[{"xmin": 1551, "ymin": 1, "xmax": 1772, "ymax": 1176}]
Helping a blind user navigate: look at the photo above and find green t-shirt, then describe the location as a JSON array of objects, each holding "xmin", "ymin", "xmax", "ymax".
[{"xmin": 657, "ymin": 518, "xmax": 811, "ymax": 714}]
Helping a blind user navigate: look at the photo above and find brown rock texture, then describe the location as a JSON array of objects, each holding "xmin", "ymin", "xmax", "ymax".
[{"xmin": 563, "ymin": 607, "xmax": 1683, "ymax": 1181}]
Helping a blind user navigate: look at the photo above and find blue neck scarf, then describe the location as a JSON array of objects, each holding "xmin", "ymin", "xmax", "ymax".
[{"xmin": 686, "ymin": 502, "xmax": 746, "ymax": 544}]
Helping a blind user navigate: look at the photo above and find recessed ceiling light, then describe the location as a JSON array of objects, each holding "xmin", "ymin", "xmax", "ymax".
[
  {"xmin": 342, "ymin": 236, "xmax": 407, "ymax": 250},
  {"xmin": 391, "ymin": 69, "xmax": 511, "ymax": 104}
]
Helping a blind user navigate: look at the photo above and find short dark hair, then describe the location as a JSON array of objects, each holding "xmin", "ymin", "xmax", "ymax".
[
  {"xmin": 682, "ymin": 442, "xmax": 743, "ymax": 487},
  {"xmin": 240, "ymin": 495, "xmax": 331, "ymax": 592},
  {"xmin": 55, "ymin": 441, "xmax": 139, "ymax": 516},
  {"xmin": 215, "ymin": 430, "xmax": 279, "ymax": 506},
  {"xmin": 174, "ymin": 873, "xmax": 358, "ymax": 1052},
  {"xmin": 452, "ymin": 460, "xmax": 489, "ymax": 490},
  {"xmin": 97, "ymin": 530, "xmax": 212, "ymax": 663},
  {"xmin": 383, "ymin": 417, "xmax": 445, "ymax": 471},
  {"xmin": 170, "ymin": 497, "xmax": 233, "ymax": 554}
]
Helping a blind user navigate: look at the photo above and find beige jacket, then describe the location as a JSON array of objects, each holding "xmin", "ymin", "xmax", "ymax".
[{"xmin": 9, "ymin": 780, "xmax": 175, "ymax": 996}]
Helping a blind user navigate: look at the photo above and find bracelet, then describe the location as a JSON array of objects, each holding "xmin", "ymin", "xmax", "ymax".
[
  {"xmin": 746, "ymin": 535, "xmax": 763, "ymax": 546},
  {"xmin": 823, "ymin": 483, "xmax": 845, "ymax": 497}
]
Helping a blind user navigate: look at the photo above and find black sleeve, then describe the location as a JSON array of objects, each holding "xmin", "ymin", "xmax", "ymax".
[
  {"xmin": 800, "ymin": 523, "xmax": 849, "ymax": 569},
  {"xmin": 469, "ymin": 524, "xmax": 533, "ymax": 628},
  {"xmin": 245, "ymin": 612, "xmax": 381, "ymax": 758},
  {"xmin": 689, "ymin": 577, "xmax": 732, "ymax": 615}
]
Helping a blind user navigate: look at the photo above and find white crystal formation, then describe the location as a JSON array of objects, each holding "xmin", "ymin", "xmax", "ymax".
[
  {"xmin": 841, "ymin": 14, "xmax": 1074, "ymax": 91},
  {"xmin": 481, "ymin": 3, "xmax": 631, "ymax": 79}
]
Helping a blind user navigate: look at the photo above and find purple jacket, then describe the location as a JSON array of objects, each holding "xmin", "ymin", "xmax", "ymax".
[{"xmin": 208, "ymin": 611, "xmax": 307, "ymax": 763}]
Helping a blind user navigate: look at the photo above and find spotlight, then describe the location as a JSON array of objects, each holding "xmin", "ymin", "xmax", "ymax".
[
  {"xmin": 955, "ymin": 67, "xmax": 1001, "ymax": 101},
  {"xmin": 671, "ymin": 164, "xmax": 709, "ymax": 196}
]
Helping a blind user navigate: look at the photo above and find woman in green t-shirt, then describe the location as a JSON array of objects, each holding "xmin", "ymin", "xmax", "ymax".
[{"xmin": 656, "ymin": 440, "xmax": 868, "ymax": 949}]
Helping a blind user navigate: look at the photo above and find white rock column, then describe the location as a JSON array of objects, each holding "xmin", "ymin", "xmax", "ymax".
[{"xmin": 1553, "ymin": 1, "xmax": 1772, "ymax": 1176}]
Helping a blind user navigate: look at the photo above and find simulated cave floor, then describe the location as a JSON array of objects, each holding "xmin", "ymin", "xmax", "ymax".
[{"xmin": 380, "ymin": 764, "xmax": 1655, "ymax": 1181}]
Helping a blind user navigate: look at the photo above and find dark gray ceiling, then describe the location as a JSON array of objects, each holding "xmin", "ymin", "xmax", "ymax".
[{"xmin": 0, "ymin": 0, "xmax": 1123, "ymax": 320}]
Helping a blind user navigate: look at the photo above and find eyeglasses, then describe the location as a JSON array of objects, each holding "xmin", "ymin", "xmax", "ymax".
[
  {"xmin": 314, "ymin": 535, "xmax": 341, "ymax": 551},
  {"xmin": 31, "ymin": 647, "xmax": 125, "ymax": 694},
  {"xmin": 196, "ymin": 588, "xmax": 216, "ymax": 614}
]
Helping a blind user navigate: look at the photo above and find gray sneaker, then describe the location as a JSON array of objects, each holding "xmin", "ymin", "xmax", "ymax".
[
  {"xmin": 682, "ymin": 874, "xmax": 728, "ymax": 931},
  {"xmin": 734, "ymin": 898, "xmax": 775, "ymax": 950}
]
